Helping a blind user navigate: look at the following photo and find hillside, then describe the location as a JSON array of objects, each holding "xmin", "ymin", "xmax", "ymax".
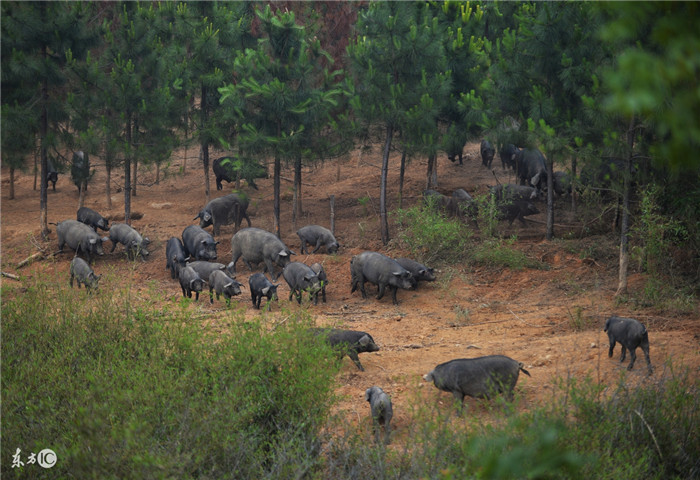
[{"xmin": 2, "ymin": 143, "xmax": 699, "ymax": 442}]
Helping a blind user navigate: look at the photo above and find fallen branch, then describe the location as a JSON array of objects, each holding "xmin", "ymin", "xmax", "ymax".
[
  {"xmin": 17, "ymin": 252, "xmax": 45, "ymax": 269},
  {"xmin": 322, "ymin": 311, "xmax": 377, "ymax": 316},
  {"xmin": 1, "ymin": 271, "xmax": 20, "ymax": 281}
]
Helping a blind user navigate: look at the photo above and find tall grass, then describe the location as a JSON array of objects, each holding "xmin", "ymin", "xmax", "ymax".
[
  {"xmin": 322, "ymin": 367, "xmax": 699, "ymax": 479},
  {"xmin": 1, "ymin": 279, "xmax": 340, "ymax": 479}
]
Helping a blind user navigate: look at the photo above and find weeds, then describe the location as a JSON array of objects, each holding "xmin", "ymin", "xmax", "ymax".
[
  {"xmin": 2, "ymin": 281, "xmax": 339, "ymax": 479},
  {"xmin": 470, "ymin": 237, "xmax": 548, "ymax": 270},
  {"xmin": 395, "ymin": 203, "xmax": 472, "ymax": 265},
  {"xmin": 322, "ymin": 365, "xmax": 699, "ymax": 479}
]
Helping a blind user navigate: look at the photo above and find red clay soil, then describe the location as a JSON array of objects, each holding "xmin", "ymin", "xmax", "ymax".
[{"xmin": 2, "ymin": 142, "xmax": 699, "ymax": 443}]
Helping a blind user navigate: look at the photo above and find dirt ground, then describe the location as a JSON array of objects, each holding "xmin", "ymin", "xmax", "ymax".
[{"xmin": 2, "ymin": 142, "xmax": 699, "ymax": 444}]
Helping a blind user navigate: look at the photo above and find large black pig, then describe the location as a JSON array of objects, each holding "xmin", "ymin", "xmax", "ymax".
[
  {"xmin": 229, "ymin": 227, "xmax": 294, "ymax": 280},
  {"xmin": 194, "ymin": 193, "xmax": 251, "ymax": 236},
  {"xmin": 182, "ymin": 225, "xmax": 219, "ymax": 261},
  {"xmin": 55, "ymin": 219, "xmax": 106, "ymax": 262},
  {"xmin": 350, "ymin": 251, "xmax": 415, "ymax": 305},
  {"xmin": 424, "ymin": 355, "xmax": 530, "ymax": 412}
]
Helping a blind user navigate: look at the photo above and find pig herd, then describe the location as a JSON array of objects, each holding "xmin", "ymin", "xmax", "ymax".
[{"xmin": 53, "ymin": 193, "xmax": 653, "ymax": 445}]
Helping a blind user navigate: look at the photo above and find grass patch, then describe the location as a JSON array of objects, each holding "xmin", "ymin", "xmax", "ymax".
[
  {"xmin": 470, "ymin": 237, "xmax": 548, "ymax": 270},
  {"xmin": 2, "ymin": 279, "xmax": 340, "ymax": 479}
]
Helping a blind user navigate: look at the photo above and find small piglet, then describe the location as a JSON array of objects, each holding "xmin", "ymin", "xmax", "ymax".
[
  {"xmin": 109, "ymin": 223, "xmax": 150, "ymax": 260},
  {"xmin": 296, "ymin": 225, "xmax": 339, "ymax": 254},
  {"xmin": 499, "ymin": 200, "xmax": 540, "ymax": 227},
  {"xmin": 208, "ymin": 270, "xmax": 243, "ymax": 305},
  {"xmin": 77, "ymin": 206, "xmax": 110, "ymax": 232},
  {"xmin": 249, "ymin": 273, "xmax": 279, "ymax": 310},
  {"xmin": 311, "ymin": 328, "xmax": 380, "ymax": 371},
  {"xmin": 283, "ymin": 262, "xmax": 321, "ymax": 305},
  {"xmin": 604, "ymin": 316, "xmax": 652, "ymax": 373},
  {"xmin": 69, "ymin": 257, "xmax": 101, "ymax": 292},
  {"xmin": 310, "ymin": 263, "xmax": 328, "ymax": 303},
  {"xmin": 166, "ymin": 237, "xmax": 188, "ymax": 279},
  {"xmin": 178, "ymin": 266, "xmax": 206, "ymax": 300},
  {"xmin": 395, "ymin": 258, "xmax": 436, "ymax": 285},
  {"xmin": 365, "ymin": 386, "xmax": 393, "ymax": 444}
]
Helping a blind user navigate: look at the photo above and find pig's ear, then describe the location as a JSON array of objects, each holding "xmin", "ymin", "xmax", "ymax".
[
  {"xmin": 359, "ymin": 334, "xmax": 370, "ymax": 346},
  {"xmin": 392, "ymin": 271, "xmax": 403, "ymax": 277},
  {"xmin": 261, "ymin": 286, "xmax": 270, "ymax": 295},
  {"xmin": 279, "ymin": 250, "xmax": 289, "ymax": 257},
  {"xmin": 225, "ymin": 282, "xmax": 233, "ymax": 288},
  {"xmin": 89, "ymin": 238, "xmax": 97, "ymax": 245},
  {"xmin": 365, "ymin": 388, "xmax": 372, "ymax": 401}
]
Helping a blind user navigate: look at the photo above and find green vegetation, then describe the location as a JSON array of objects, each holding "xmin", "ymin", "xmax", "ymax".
[
  {"xmin": 324, "ymin": 368, "xmax": 699, "ymax": 480},
  {"xmin": 395, "ymin": 202, "xmax": 472, "ymax": 265},
  {"xmin": 3, "ymin": 279, "xmax": 698, "ymax": 478},
  {"xmin": 395, "ymin": 203, "xmax": 545, "ymax": 271},
  {"xmin": 1, "ymin": 280, "xmax": 340, "ymax": 479}
]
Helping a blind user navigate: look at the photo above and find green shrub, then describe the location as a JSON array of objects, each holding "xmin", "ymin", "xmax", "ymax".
[
  {"xmin": 395, "ymin": 203, "xmax": 472, "ymax": 265},
  {"xmin": 1, "ymin": 280, "xmax": 339, "ymax": 479},
  {"xmin": 470, "ymin": 237, "xmax": 548, "ymax": 270}
]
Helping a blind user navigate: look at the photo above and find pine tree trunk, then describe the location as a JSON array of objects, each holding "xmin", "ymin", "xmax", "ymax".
[
  {"xmin": 124, "ymin": 114, "xmax": 132, "ymax": 225},
  {"xmin": 9, "ymin": 167, "xmax": 15, "ymax": 200},
  {"xmin": 426, "ymin": 153, "xmax": 438, "ymax": 190},
  {"xmin": 274, "ymin": 156, "xmax": 281, "ymax": 238},
  {"xmin": 546, "ymin": 154, "xmax": 554, "ymax": 240},
  {"xmin": 132, "ymin": 157, "xmax": 137, "ymax": 197},
  {"xmin": 616, "ymin": 116, "xmax": 635, "ymax": 297},
  {"xmin": 202, "ymin": 144, "xmax": 210, "ymax": 204},
  {"xmin": 398, "ymin": 150, "xmax": 406, "ymax": 209},
  {"xmin": 33, "ymin": 148, "xmax": 38, "ymax": 191},
  {"xmin": 571, "ymin": 156, "xmax": 577, "ymax": 212},
  {"xmin": 105, "ymin": 162, "xmax": 112, "ymax": 210},
  {"xmin": 201, "ymin": 84, "xmax": 210, "ymax": 203},
  {"xmin": 156, "ymin": 162, "xmax": 160, "ymax": 184},
  {"xmin": 380, "ymin": 124, "xmax": 393, "ymax": 245},
  {"xmin": 39, "ymin": 35, "xmax": 49, "ymax": 239},
  {"xmin": 292, "ymin": 155, "xmax": 302, "ymax": 229}
]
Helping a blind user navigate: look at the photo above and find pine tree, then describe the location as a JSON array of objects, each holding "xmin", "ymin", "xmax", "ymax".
[
  {"xmin": 172, "ymin": 2, "xmax": 254, "ymax": 203},
  {"xmin": 348, "ymin": 2, "xmax": 449, "ymax": 244},
  {"xmin": 219, "ymin": 5, "xmax": 343, "ymax": 237},
  {"xmin": 484, "ymin": 2, "xmax": 607, "ymax": 240},
  {"xmin": 1, "ymin": 2, "xmax": 98, "ymax": 236},
  {"xmin": 84, "ymin": 3, "xmax": 180, "ymax": 224}
]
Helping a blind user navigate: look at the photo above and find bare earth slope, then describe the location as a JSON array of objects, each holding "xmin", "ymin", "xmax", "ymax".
[{"xmin": 2, "ymin": 143, "xmax": 699, "ymax": 441}]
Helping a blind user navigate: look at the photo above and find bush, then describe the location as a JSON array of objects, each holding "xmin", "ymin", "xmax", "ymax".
[
  {"xmin": 395, "ymin": 202, "xmax": 472, "ymax": 265},
  {"xmin": 470, "ymin": 237, "xmax": 548, "ymax": 270},
  {"xmin": 322, "ymin": 368, "xmax": 699, "ymax": 479},
  {"xmin": 1, "ymin": 280, "xmax": 339, "ymax": 479}
]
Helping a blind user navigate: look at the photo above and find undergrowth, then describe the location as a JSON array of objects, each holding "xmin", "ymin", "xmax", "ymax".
[
  {"xmin": 1, "ymin": 278, "xmax": 340, "ymax": 479},
  {"xmin": 2, "ymin": 276, "xmax": 698, "ymax": 479},
  {"xmin": 323, "ymin": 366, "xmax": 699, "ymax": 479}
]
